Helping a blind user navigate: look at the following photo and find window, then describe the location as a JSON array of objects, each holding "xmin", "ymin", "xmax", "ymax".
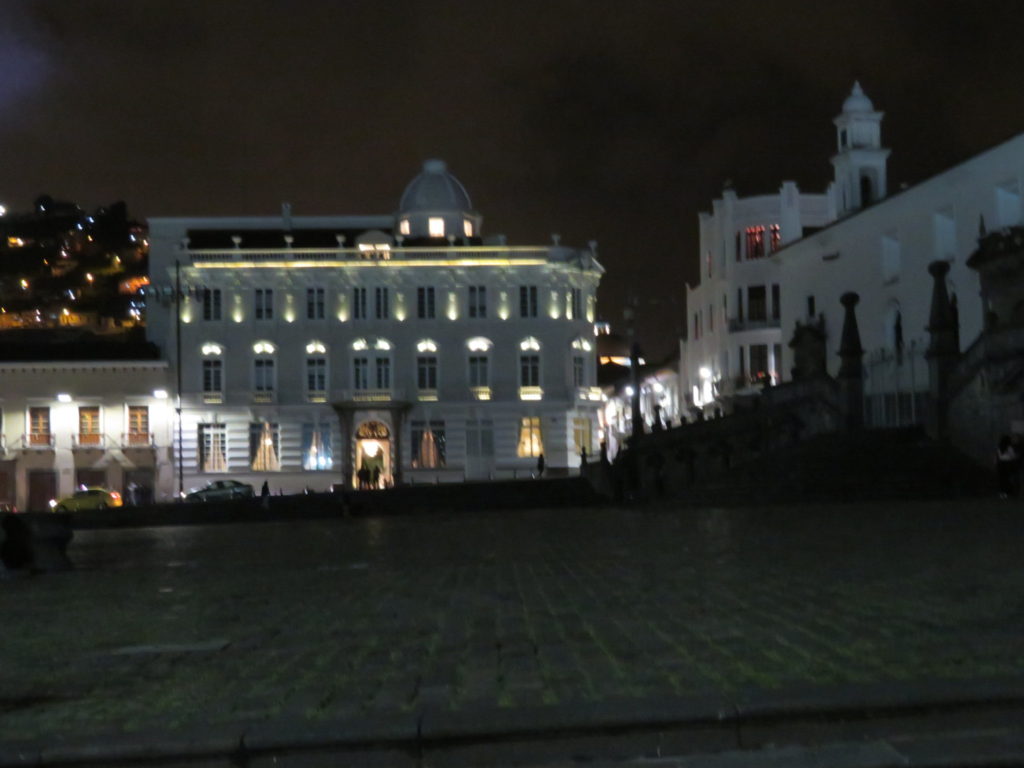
[
  {"xmin": 411, "ymin": 420, "xmax": 446, "ymax": 468},
  {"xmin": 881, "ymin": 234, "xmax": 901, "ymax": 283},
  {"xmin": 745, "ymin": 226, "xmax": 765, "ymax": 260},
  {"xmin": 29, "ymin": 406, "xmax": 50, "ymax": 446},
  {"xmin": 254, "ymin": 288, "xmax": 273, "ymax": 320},
  {"xmin": 466, "ymin": 419, "xmax": 494, "ymax": 460},
  {"xmin": 375, "ymin": 356, "xmax": 390, "ymax": 389},
  {"xmin": 770, "ymin": 224, "xmax": 782, "ymax": 252},
  {"xmin": 572, "ymin": 355, "xmax": 585, "ymax": 387},
  {"xmin": 302, "ymin": 423, "xmax": 333, "ymax": 470},
  {"xmin": 375, "ymin": 287, "xmax": 389, "ymax": 319},
  {"xmin": 78, "ymin": 406, "xmax": 101, "ymax": 445},
  {"xmin": 570, "ymin": 288, "xmax": 582, "ymax": 320},
  {"xmin": 747, "ymin": 285, "xmax": 767, "ymax": 322},
  {"xmin": 573, "ymin": 416, "xmax": 592, "ymax": 455},
  {"xmin": 127, "ymin": 406, "xmax": 149, "ymax": 445},
  {"xmin": 249, "ymin": 421, "xmax": 280, "ymax": 472},
  {"xmin": 417, "ymin": 287, "xmax": 436, "ymax": 319},
  {"xmin": 428, "ymin": 217, "xmax": 445, "ymax": 237},
  {"xmin": 198, "ymin": 423, "xmax": 227, "ymax": 472},
  {"xmin": 399, "ymin": 218, "xmax": 410, "ymax": 236},
  {"xmin": 417, "ymin": 356, "xmax": 437, "ymax": 390},
  {"xmin": 464, "ymin": 219, "xmax": 474, "ymax": 238},
  {"xmin": 468, "ymin": 355, "xmax": 489, "ymax": 387},
  {"xmin": 201, "ymin": 288, "xmax": 221, "ymax": 321},
  {"xmin": 468, "ymin": 285, "xmax": 487, "ymax": 318},
  {"xmin": 353, "ymin": 287, "xmax": 367, "ymax": 320},
  {"xmin": 306, "ymin": 287, "xmax": 325, "ymax": 320},
  {"xmin": 771, "ymin": 284, "xmax": 780, "ymax": 320},
  {"xmin": 306, "ymin": 356, "xmax": 327, "ymax": 399},
  {"xmin": 254, "ymin": 357, "xmax": 275, "ymax": 395},
  {"xmin": 516, "ymin": 416, "xmax": 543, "ymax": 458},
  {"xmin": 750, "ymin": 344, "xmax": 769, "ymax": 381},
  {"xmin": 520, "ymin": 354, "xmax": 540, "ymax": 387},
  {"xmin": 202, "ymin": 359, "xmax": 223, "ymax": 395},
  {"xmin": 519, "ymin": 285, "xmax": 538, "ymax": 317},
  {"xmin": 352, "ymin": 357, "xmax": 367, "ymax": 390}
]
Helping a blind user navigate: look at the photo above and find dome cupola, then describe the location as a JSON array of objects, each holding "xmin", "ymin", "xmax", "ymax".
[
  {"xmin": 395, "ymin": 159, "xmax": 482, "ymax": 243},
  {"xmin": 841, "ymin": 81, "xmax": 874, "ymax": 113}
]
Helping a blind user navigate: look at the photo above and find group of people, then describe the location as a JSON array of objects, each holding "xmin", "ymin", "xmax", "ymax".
[
  {"xmin": 356, "ymin": 465, "xmax": 383, "ymax": 490},
  {"xmin": 996, "ymin": 434, "xmax": 1022, "ymax": 499}
]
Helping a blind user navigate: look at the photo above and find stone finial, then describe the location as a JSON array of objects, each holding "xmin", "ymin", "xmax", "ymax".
[
  {"xmin": 837, "ymin": 292, "xmax": 864, "ymax": 379},
  {"xmin": 335, "ymin": 234, "xmax": 346, "ymax": 247},
  {"xmin": 231, "ymin": 235, "xmax": 242, "ymax": 248},
  {"xmin": 283, "ymin": 234, "xmax": 294, "ymax": 247}
]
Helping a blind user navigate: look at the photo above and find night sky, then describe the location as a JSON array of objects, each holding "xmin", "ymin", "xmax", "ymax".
[{"xmin": 4, "ymin": 0, "xmax": 1024, "ymax": 358}]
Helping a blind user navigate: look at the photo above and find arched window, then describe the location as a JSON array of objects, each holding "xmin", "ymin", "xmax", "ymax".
[
  {"xmin": 571, "ymin": 336, "xmax": 592, "ymax": 388},
  {"xmin": 416, "ymin": 339, "xmax": 439, "ymax": 395},
  {"xmin": 252, "ymin": 341, "xmax": 276, "ymax": 401},
  {"xmin": 306, "ymin": 341, "xmax": 327, "ymax": 402},
  {"xmin": 352, "ymin": 338, "xmax": 391, "ymax": 390},
  {"xmin": 201, "ymin": 343, "xmax": 224, "ymax": 402},
  {"xmin": 466, "ymin": 337, "xmax": 492, "ymax": 399},
  {"xmin": 519, "ymin": 337, "xmax": 542, "ymax": 399}
]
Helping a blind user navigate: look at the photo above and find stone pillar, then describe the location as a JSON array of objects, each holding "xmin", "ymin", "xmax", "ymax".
[
  {"xmin": 837, "ymin": 292, "xmax": 865, "ymax": 431},
  {"xmin": 332, "ymin": 407, "xmax": 355, "ymax": 490},
  {"xmin": 630, "ymin": 341, "xmax": 644, "ymax": 440},
  {"xmin": 925, "ymin": 260, "xmax": 958, "ymax": 440}
]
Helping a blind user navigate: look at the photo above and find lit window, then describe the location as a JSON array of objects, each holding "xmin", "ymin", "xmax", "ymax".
[
  {"xmin": 745, "ymin": 226, "xmax": 766, "ymax": 260},
  {"xmin": 516, "ymin": 417, "xmax": 543, "ymax": 458},
  {"xmin": 249, "ymin": 421, "xmax": 280, "ymax": 472},
  {"xmin": 428, "ymin": 217, "xmax": 445, "ymax": 237},
  {"xmin": 399, "ymin": 219, "xmax": 410, "ymax": 236},
  {"xmin": 198, "ymin": 423, "xmax": 227, "ymax": 472},
  {"xmin": 770, "ymin": 223, "xmax": 782, "ymax": 252},
  {"xmin": 463, "ymin": 219, "xmax": 474, "ymax": 238},
  {"xmin": 411, "ymin": 420, "xmax": 446, "ymax": 468},
  {"xmin": 302, "ymin": 423, "xmax": 333, "ymax": 470},
  {"xmin": 78, "ymin": 406, "xmax": 101, "ymax": 445}
]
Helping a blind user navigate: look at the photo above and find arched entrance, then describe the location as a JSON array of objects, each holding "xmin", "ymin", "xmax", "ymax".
[{"xmin": 354, "ymin": 420, "xmax": 391, "ymax": 489}]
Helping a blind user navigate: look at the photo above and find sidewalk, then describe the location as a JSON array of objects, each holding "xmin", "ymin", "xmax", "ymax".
[{"xmin": 1, "ymin": 500, "xmax": 1022, "ymax": 765}]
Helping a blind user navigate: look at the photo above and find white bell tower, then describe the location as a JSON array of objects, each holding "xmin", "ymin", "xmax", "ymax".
[{"xmin": 831, "ymin": 82, "xmax": 890, "ymax": 216}]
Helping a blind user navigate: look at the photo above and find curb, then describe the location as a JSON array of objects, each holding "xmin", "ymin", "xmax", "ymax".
[{"xmin": 2, "ymin": 677, "xmax": 1023, "ymax": 766}]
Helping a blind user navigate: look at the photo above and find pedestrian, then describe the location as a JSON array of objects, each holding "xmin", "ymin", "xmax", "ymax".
[
  {"xmin": 996, "ymin": 435, "xmax": 1019, "ymax": 498},
  {"xmin": 260, "ymin": 479, "xmax": 270, "ymax": 509},
  {"xmin": 372, "ymin": 466, "xmax": 381, "ymax": 489},
  {"xmin": 580, "ymin": 446, "xmax": 587, "ymax": 466},
  {"xmin": 536, "ymin": 453, "xmax": 545, "ymax": 478}
]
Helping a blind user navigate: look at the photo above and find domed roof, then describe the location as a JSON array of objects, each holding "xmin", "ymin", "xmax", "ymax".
[
  {"xmin": 398, "ymin": 159, "xmax": 472, "ymax": 213},
  {"xmin": 842, "ymin": 81, "xmax": 874, "ymax": 113}
]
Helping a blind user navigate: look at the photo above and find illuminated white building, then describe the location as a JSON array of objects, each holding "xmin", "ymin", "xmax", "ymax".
[
  {"xmin": 683, "ymin": 83, "xmax": 1024, "ymax": 425},
  {"xmin": 0, "ymin": 361, "xmax": 173, "ymax": 510},
  {"xmin": 146, "ymin": 160, "xmax": 604, "ymax": 491}
]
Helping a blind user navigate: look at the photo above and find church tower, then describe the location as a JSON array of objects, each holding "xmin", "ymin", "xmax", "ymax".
[{"xmin": 830, "ymin": 82, "xmax": 890, "ymax": 216}]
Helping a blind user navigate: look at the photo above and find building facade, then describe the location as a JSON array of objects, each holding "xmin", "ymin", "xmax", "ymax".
[
  {"xmin": 682, "ymin": 83, "xmax": 1024, "ymax": 426},
  {"xmin": 146, "ymin": 161, "xmax": 604, "ymax": 493},
  {"xmin": 0, "ymin": 361, "xmax": 173, "ymax": 510}
]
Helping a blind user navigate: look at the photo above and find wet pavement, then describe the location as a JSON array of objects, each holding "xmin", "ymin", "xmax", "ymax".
[{"xmin": 1, "ymin": 499, "xmax": 1022, "ymax": 747}]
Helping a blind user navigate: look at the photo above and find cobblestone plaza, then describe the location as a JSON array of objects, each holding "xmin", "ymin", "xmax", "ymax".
[{"xmin": 1, "ymin": 500, "xmax": 1022, "ymax": 747}]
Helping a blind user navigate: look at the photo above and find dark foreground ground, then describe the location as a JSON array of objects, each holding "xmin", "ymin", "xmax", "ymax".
[{"xmin": 1, "ymin": 499, "xmax": 1023, "ymax": 766}]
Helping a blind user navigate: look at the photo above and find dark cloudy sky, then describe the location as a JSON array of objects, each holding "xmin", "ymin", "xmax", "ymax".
[{"xmin": 4, "ymin": 0, "xmax": 1024, "ymax": 356}]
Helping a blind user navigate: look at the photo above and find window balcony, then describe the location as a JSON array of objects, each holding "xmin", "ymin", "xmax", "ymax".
[
  {"xmin": 417, "ymin": 389, "xmax": 438, "ymax": 402},
  {"xmin": 728, "ymin": 317, "xmax": 780, "ymax": 333},
  {"xmin": 470, "ymin": 386, "xmax": 492, "ymax": 401},
  {"xmin": 306, "ymin": 391, "xmax": 327, "ymax": 403},
  {"xmin": 202, "ymin": 391, "xmax": 223, "ymax": 404},
  {"xmin": 23, "ymin": 433, "xmax": 54, "ymax": 449},
  {"xmin": 73, "ymin": 433, "xmax": 106, "ymax": 450},
  {"xmin": 346, "ymin": 388, "xmax": 397, "ymax": 403},
  {"xmin": 252, "ymin": 391, "xmax": 275, "ymax": 404},
  {"xmin": 518, "ymin": 386, "xmax": 543, "ymax": 401},
  {"xmin": 122, "ymin": 432, "xmax": 154, "ymax": 448}
]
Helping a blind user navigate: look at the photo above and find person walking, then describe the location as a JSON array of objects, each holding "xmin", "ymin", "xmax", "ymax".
[
  {"xmin": 536, "ymin": 453, "xmax": 545, "ymax": 478},
  {"xmin": 260, "ymin": 479, "xmax": 270, "ymax": 509}
]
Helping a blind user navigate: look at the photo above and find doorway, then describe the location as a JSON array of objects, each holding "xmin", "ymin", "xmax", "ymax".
[
  {"xmin": 28, "ymin": 470, "xmax": 57, "ymax": 512},
  {"xmin": 354, "ymin": 420, "xmax": 391, "ymax": 489}
]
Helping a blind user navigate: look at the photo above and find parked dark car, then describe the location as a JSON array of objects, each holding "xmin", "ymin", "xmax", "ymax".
[{"xmin": 185, "ymin": 480, "xmax": 254, "ymax": 503}]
